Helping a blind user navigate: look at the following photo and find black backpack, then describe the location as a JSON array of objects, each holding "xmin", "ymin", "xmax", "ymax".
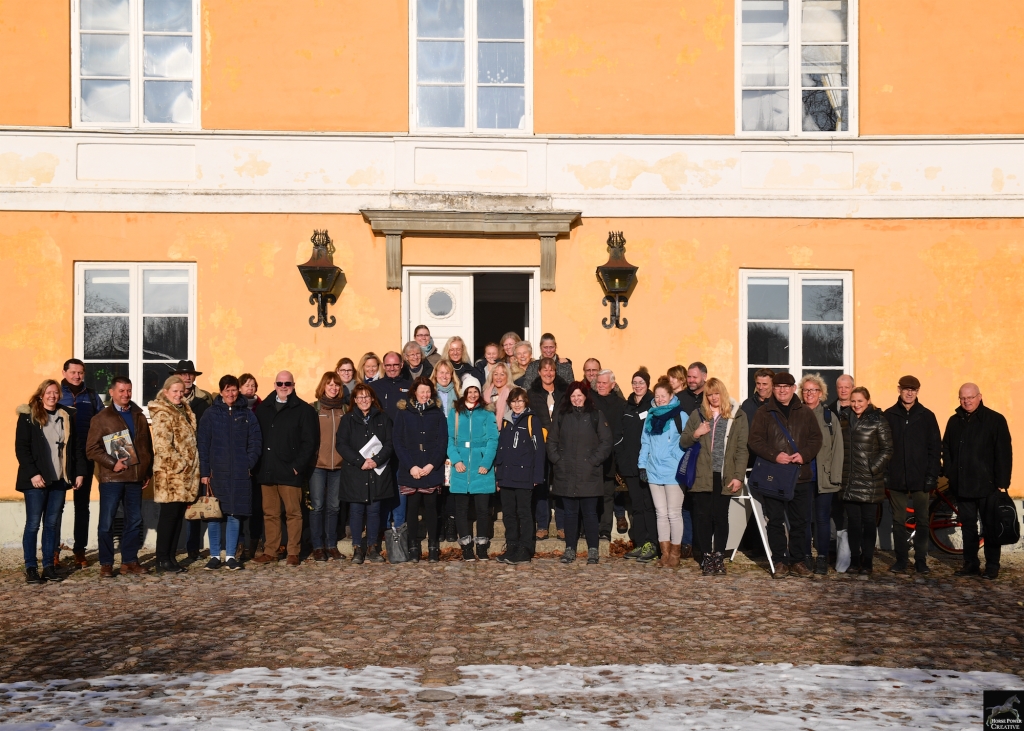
[{"xmin": 995, "ymin": 492, "xmax": 1021, "ymax": 546}]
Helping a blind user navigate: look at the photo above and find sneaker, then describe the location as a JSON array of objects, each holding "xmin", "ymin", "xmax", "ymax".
[
  {"xmin": 496, "ymin": 545, "xmax": 514, "ymax": 564},
  {"xmin": 366, "ymin": 545, "xmax": 385, "ymax": 563},
  {"xmin": 461, "ymin": 543, "xmax": 476, "ymax": 562},
  {"xmin": 814, "ymin": 556, "xmax": 829, "ymax": 575},
  {"xmin": 889, "ymin": 560, "xmax": 909, "ymax": 574},
  {"xmin": 312, "ymin": 549, "xmax": 327, "ymax": 562},
  {"xmin": 351, "ymin": 546, "xmax": 366, "ymax": 565},
  {"xmin": 587, "ymin": 548, "xmax": 599, "ymax": 565},
  {"xmin": 915, "ymin": 560, "xmax": 931, "ymax": 574},
  {"xmin": 25, "ymin": 567, "xmax": 44, "ymax": 584},
  {"xmin": 204, "ymin": 557, "xmax": 222, "ymax": 571},
  {"xmin": 224, "ymin": 557, "xmax": 243, "ymax": 571},
  {"xmin": 624, "ymin": 544, "xmax": 644, "ymax": 560},
  {"xmin": 476, "ymin": 541, "xmax": 490, "ymax": 561},
  {"xmin": 560, "ymin": 547, "xmax": 576, "ymax": 563},
  {"xmin": 636, "ymin": 542, "xmax": 659, "ymax": 563}
]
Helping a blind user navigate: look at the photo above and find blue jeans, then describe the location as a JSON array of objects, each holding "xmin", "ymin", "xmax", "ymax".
[
  {"xmin": 384, "ymin": 493, "xmax": 407, "ymax": 531},
  {"xmin": 98, "ymin": 482, "xmax": 143, "ymax": 566},
  {"xmin": 533, "ymin": 482, "xmax": 564, "ymax": 531},
  {"xmin": 309, "ymin": 468, "xmax": 342, "ymax": 549},
  {"xmin": 208, "ymin": 515, "xmax": 244, "ymax": 556},
  {"xmin": 23, "ymin": 486, "xmax": 67, "ymax": 568},
  {"xmin": 350, "ymin": 501, "xmax": 383, "ymax": 548},
  {"xmin": 805, "ymin": 483, "xmax": 834, "ymax": 556},
  {"xmin": 682, "ymin": 503, "xmax": 693, "ymax": 547}
]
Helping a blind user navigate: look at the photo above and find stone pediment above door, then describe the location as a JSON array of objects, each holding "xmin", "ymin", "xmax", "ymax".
[{"xmin": 362, "ymin": 195, "xmax": 580, "ymax": 291}]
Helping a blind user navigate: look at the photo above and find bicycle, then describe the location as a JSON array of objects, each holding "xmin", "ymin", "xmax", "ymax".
[{"xmin": 881, "ymin": 477, "xmax": 982, "ymax": 556}]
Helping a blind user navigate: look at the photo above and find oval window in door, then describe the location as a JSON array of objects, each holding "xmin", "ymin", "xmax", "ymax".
[{"xmin": 427, "ymin": 288, "xmax": 455, "ymax": 319}]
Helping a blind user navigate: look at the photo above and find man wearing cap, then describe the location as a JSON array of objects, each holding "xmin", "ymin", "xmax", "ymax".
[
  {"xmin": 747, "ymin": 371, "xmax": 823, "ymax": 578},
  {"xmin": 942, "ymin": 383, "xmax": 1013, "ymax": 580},
  {"xmin": 172, "ymin": 360, "xmax": 215, "ymax": 560},
  {"xmin": 884, "ymin": 375, "xmax": 942, "ymax": 574}
]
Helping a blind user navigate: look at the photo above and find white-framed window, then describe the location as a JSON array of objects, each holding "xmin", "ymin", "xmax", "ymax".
[
  {"xmin": 739, "ymin": 270, "xmax": 853, "ymax": 401},
  {"xmin": 71, "ymin": 0, "xmax": 201, "ymax": 129},
  {"xmin": 736, "ymin": 0, "xmax": 857, "ymax": 135},
  {"xmin": 74, "ymin": 262, "xmax": 197, "ymax": 406},
  {"xmin": 410, "ymin": 0, "xmax": 532, "ymax": 133}
]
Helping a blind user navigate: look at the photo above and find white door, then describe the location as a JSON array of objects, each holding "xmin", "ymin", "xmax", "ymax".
[{"xmin": 409, "ymin": 273, "xmax": 475, "ymax": 359}]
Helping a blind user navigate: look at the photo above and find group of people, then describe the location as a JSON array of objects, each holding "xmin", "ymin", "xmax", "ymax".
[{"xmin": 15, "ymin": 326, "xmax": 1013, "ymax": 584}]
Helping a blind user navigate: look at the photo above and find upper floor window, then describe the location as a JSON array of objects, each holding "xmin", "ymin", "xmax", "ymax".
[
  {"xmin": 737, "ymin": 0, "xmax": 856, "ymax": 135},
  {"xmin": 72, "ymin": 0, "xmax": 200, "ymax": 129},
  {"xmin": 411, "ymin": 0, "xmax": 532, "ymax": 133}
]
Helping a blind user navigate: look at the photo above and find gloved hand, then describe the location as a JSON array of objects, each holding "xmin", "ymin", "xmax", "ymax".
[{"xmin": 639, "ymin": 468, "xmax": 648, "ymax": 483}]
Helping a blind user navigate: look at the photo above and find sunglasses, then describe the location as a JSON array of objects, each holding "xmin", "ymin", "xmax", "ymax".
[{"xmin": 276, "ymin": 381, "xmax": 293, "ymax": 387}]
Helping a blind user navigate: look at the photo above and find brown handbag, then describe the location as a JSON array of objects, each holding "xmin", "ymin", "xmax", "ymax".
[{"xmin": 185, "ymin": 480, "xmax": 223, "ymax": 521}]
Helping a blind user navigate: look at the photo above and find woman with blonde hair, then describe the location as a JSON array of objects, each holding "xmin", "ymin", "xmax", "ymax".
[
  {"xmin": 509, "ymin": 340, "xmax": 533, "ymax": 385},
  {"xmin": 440, "ymin": 335, "xmax": 481, "ymax": 383},
  {"xmin": 500, "ymin": 332, "xmax": 522, "ymax": 363},
  {"xmin": 149, "ymin": 375, "xmax": 200, "ymax": 574},
  {"xmin": 483, "ymin": 361, "xmax": 514, "ymax": 426},
  {"xmin": 16, "ymin": 379, "xmax": 85, "ymax": 583},
  {"xmin": 357, "ymin": 352, "xmax": 381, "ymax": 384},
  {"xmin": 431, "ymin": 359, "xmax": 461, "ymax": 540},
  {"xmin": 680, "ymin": 378, "xmax": 748, "ymax": 576},
  {"xmin": 799, "ymin": 373, "xmax": 844, "ymax": 575}
]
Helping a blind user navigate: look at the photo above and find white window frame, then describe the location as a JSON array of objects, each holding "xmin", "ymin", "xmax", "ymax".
[
  {"xmin": 74, "ymin": 262, "xmax": 197, "ymax": 410},
  {"xmin": 734, "ymin": 0, "xmax": 858, "ymax": 137},
  {"xmin": 409, "ymin": 0, "xmax": 534, "ymax": 135},
  {"xmin": 738, "ymin": 269, "xmax": 853, "ymax": 401},
  {"xmin": 71, "ymin": 0, "xmax": 202, "ymax": 130}
]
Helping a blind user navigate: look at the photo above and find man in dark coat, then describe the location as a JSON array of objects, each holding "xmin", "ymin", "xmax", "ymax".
[
  {"xmin": 251, "ymin": 371, "xmax": 318, "ymax": 566},
  {"xmin": 676, "ymin": 362, "xmax": 707, "ymax": 416},
  {"xmin": 371, "ymin": 352, "xmax": 412, "ymax": 423},
  {"xmin": 747, "ymin": 372, "xmax": 823, "ymax": 579},
  {"xmin": 592, "ymin": 370, "xmax": 628, "ymax": 540},
  {"xmin": 884, "ymin": 375, "xmax": 941, "ymax": 574},
  {"xmin": 529, "ymin": 358, "xmax": 567, "ymax": 538},
  {"xmin": 941, "ymin": 383, "xmax": 1013, "ymax": 580},
  {"xmin": 740, "ymin": 368, "xmax": 775, "ymax": 469}
]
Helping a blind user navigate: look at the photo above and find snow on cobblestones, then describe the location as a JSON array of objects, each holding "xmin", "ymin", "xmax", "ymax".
[{"xmin": 0, "ymin": 663, "xmax": 1012, "ymax": 730}]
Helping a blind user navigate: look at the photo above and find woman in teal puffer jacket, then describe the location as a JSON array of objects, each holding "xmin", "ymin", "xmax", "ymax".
[
  {"xmin": 638, "ymin": 379, "xmax": 687, "ymax": 567},
  {"xmin": 447, "ymin": 376, "xmax": 499, "ymax": 561}
]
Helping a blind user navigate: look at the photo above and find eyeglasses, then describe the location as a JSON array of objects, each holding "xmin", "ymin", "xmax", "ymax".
[
  {"xmin": 276, "ymin": 381, "xmax": 293, "ymax": 387},
  {"xmin": 383, "ymin": 363, "xmax": 402, "ymax": 369},
  {"xmin": 354, "ymin": 394, "xmax": 372, "ymax": 401},
  {"xmin": 901, "ymin": 387, "xmax": 919, "ymax": 393},
  {"xmin": 339, "ymin": 367, "xmax": 354, "ymax": 374},
  {"xmin": 801, "ymin": 387, "xmax": 821, "ymax": 394}
]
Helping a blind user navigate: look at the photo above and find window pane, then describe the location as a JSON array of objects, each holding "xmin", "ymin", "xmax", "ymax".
[
  {"xmin": 81, "ymin": 80, "xmax": 130, "ymax": 123},
  {"xmin": 802, "ymin": 0, "xmax": 847, "ymax": 42},
  {"xmin": 417, "ymin": 41, "xmax": 465, "ymax": 84},
  {"xmin": 82, "ymin": 0, "xmax": 129, "ymax": 31},
  {"xmin": 84, "ymin": 316, "xmax": 130, "ymax": 359},
  {"xmin": 417, "ymin": 85, "xmax": 465, "ymax": 127},
  {"xmin": 478, "ymin": 0, "xmax": 524, "ymax": 39},
  {"xmin": 144, "ymin": 0, "xmax": 192, "ymax": 32},
  {"xmin": 741, "ymin": 0, "xmax": 788, "ymax": 42},
  {"xmin": 803, "ymin": 324, "xmax": 844, "ymax": 366},
  {"xmin": 804, "ymin": 369, "xmax": 843, "ymax": 402},
  {"xmin": 748, "ymin": 278, "xmax": 789, "ymax": 320},
  {"xmin": 477, "ymin": 86, "xmax": 525, "ymax": 129},
  {"xmin": 143, "ymin": 317, "xmax": 188, "ymax": 360},
  {"xmin": 417, "ymin": 0, "xmax": 464, "ymax": 38},
  {"xmin": 749, "ymin": 366, "xmax": 788, "ymax": 399},
  {"xmin": 144, "ymin": 35, "xmax": 193, "ymax": 78},
  {"xmin": 81, "ymin": 34, "xmax": 130, "ymax": 77},
  {"xmin": 741, "ymin": 45, "xmax": 789, "ymax": 87},
  {"xmin": 144, "ymin": 80, "xmax": 193, "ymax": 124},
  {"xmin": 143, "ymin": 270, "xmax": 189, "ymax": 314},
  {"xmin": 742, "ymin": 89, "xmax": 789, "ymax": 132},
  {"xmin": 801, "ymin": 45, "xmax": 847, "ymax": 87},
  {"xmin": 478, "ymin": 41, "xmax": 525, "ymax": 83},
  {"xmin": 748, "ymin": 322, "xmax": 789, "ymax": 364},
  {"xmin": 85, "ymin": 269, "xmax": 130, "ymax": 313},
  {"xmin": 802, "ymin": 88, "xmax": 847, "ymax": 132},
  {"xmin": 802, "ymin": 280, "xmax": 843, "ymax": 321},
  {"xmin": 83, "ymin": 362, "xmax": 129, "ymax": 403},
  {"xmin": 143, "ymin": 363, "xmax": 176, "ymax": 403}
]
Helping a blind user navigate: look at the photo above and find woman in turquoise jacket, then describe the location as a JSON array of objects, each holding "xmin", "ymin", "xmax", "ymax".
[
  {"xmin": 638, "ymin": 379, "xmax": 688, "ymax": 567},
  {"xmin": 448, "ymin": 375, "xmax": 499, "ymax": 561}
]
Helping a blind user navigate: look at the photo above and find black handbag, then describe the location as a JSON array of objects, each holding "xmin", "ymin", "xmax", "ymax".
[
  {"xmin": 995, "ymin": 491, "xmax": 1021, "ymax": 546},
  {"xmin": 384, "ymin": 522, "xmax": 411, "ymax": 563},
  {"xmin": 748, "ymin": 412, "xmax": 801, "ymax": 501}
]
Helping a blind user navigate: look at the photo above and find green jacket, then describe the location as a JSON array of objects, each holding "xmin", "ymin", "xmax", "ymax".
[
  {"xmin": 812, "ymin": 403, "xmax": 845, "ymax": 494},
  {"xmin": 679, "ymin": 402, "xmax": 748, "ymax": 493}
]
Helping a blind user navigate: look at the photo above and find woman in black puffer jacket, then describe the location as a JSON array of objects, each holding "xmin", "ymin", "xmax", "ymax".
[{"xmin": 840, "ymin": 386, "xmax": 893, "ymax": 576}]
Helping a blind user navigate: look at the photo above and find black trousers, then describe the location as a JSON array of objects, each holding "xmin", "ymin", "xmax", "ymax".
[
  {"xmin": 624, "ymin": 475, "xmax": 656, "ymax": 547},
  {"xmin": 500, "ymin": 487, "xmax": 534, "ymax": 548},
  {"xmin": 454, "ymin": 493, "xmax": 494, "ymax": 540},
  {"xmin": 960, "ymin": 492, "xmax": 1003, "ymax": 570},
  {"xmin": 406, "ymin": 491, "xmax": 440, "ymax": 546},
  {"xmin": 599, "ymin": 478, "xmax": 617, "ymax": 533},
  {"xmin": 763, "ymin": 482, "xmax": 812, "ymax": 565},
  {"xmin": 563, "ymin": 496, "xmax": 600, "ymax": 550},
  {"xmin": 156, "ymin": 502, "xmax": 188, "ymax": 561},
  {"xmin": 844, "ymin": 501, "xmax": 878, "ymax": 570},
  {"xmin": 889, "ymin": 489, "xmax": 930, "ymax": 563},
  {"xmin": 692, "ymin": 472, "xmax": 731, "ymax": 554}
]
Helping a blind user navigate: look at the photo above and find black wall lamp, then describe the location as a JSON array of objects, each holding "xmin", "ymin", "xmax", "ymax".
[
  {"xmin": 297, "ymin": 229, "xmax": 343, "ymax": 327},
  {"xmin": 596, "ymin": 231, "xmax": 638, "ymax": 329}
]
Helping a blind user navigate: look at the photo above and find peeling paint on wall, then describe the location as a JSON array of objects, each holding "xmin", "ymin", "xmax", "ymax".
[
  {"xmin": 924, "ymin": 166, "xmax": 941, "ymax": 180},
  {"xmin": 233, "ymin": 150, "xmax": 271, "ymax": 179},
  {"xmin": 207, "ymin": 304, "xmax": 244, "ymax": 377},
  {"xmin": 0, "ymin": 152, "xmax": 59, "ymax": 185},
  {"xmin": 993, "ymin": 169, "xmax": 1006, "ymax": 193},
  {"xmin": 566, "ymin": 152, "xmax": 734, "ymax": 191},
  {"xmin": 346, "ymin": 164, "xmax": 385, "ymax": 187}
]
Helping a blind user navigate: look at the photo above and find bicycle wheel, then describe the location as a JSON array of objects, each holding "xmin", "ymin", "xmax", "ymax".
[{"xmin": 929, "ymin": 493, "xmax": 983, "ymax": 555}]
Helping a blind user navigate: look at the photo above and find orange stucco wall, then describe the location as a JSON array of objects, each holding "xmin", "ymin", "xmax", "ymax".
[
  {"xmin": 0, "ymin": 0, "xmax": 70, "ymax": 127},
  {"xmin": 201, "ymin": 0, "xmax": 409, "ymax": 132},
  {"xmin": 533, "ymin": 0, "xmax": 734, "ymax": 135},
  {"xmin": 2, "ymin": 213, "xmax": 1023, "ymax": 497},
  {"xmin": 860, "ymin": 0, "xmax": 1024, "ymax": 135}
]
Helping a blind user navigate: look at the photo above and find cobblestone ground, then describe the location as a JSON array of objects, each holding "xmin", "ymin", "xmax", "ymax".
[{"xmin": 1, "ymin": 544, "xmax": 1022, "ymax": 688}]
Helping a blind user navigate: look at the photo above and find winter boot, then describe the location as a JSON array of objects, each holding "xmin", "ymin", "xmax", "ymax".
[
  {"xmin": 814, "ymin": 555, "xmax": 829, "ymax": 575},
  {"xmin": 366, "ymin": 544, "xmax": 385, "ymax": 563},
  {"xmin": 428, "ymin": 544, "xmax": 440, "ymax": 563},
  {"xmin": 460, "ymin": 538, "xmax": 476, "ymax": 561},
  {"xmin": 351, "ymin": 546, "xmax": 366, "ymax": 564},
  {"xmin": 657, "ymin": 541, "xmax": 672, "ymax": 568},
  {"xmin": 409, "ymin": 534, "xmax": 422, "ymax": 563},
  {"xmin": 666, "ymin": 543, "xmax": 682, "ymax": 568},
  {"xmin": 42, "ymin": 566, "xmax": 64, "ymax": 582},
  {"xmin": 476, "ymin": 540, "xmax": 490, "ymax": 561},
  {"xmin": 513, "ymin": 544, "xmax": 533, "ymax": 564},
  {"xmin": 713, "ymin": 552, "xmax": 727, "ymax": 576},
  {"xmin": 700, "ymin": 552, "xmax": 715, "ymax": 576},
  {"xmin": 444, "ymin": 517, "xmax": 458, "ymax": 543},
  {"xmin": 25, "ymin": 567, "xmax": 44, "ymax": 584}
]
